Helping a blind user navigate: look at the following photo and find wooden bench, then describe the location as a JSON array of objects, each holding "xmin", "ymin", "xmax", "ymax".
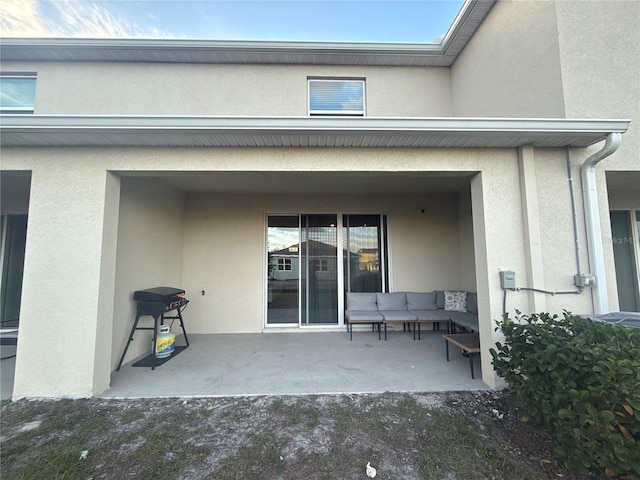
[{"xmin": 442, "ymin": 333, "xmax": 481, "ymax": 379}]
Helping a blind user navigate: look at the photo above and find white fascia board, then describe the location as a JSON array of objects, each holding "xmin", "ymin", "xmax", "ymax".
[
  {"xmin": 0, "ymin": 115, "xmax": 629, "ymax": 133},
  {"xmin": 0, "ymin": 115, "xmax": 630, "ymax": 148},
  {"xmin": 0, "ymin": 37, "xmax": 442, "ymax": 54}
]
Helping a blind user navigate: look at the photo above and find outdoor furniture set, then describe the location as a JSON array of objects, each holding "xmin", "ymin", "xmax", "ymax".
[
  {"xmin": 345, "ymin": 290, "xmax": 481, "ymax": 378},
  {"xmin": 345, "ymin": 291, "xmax": 479, "ymax": 340}
]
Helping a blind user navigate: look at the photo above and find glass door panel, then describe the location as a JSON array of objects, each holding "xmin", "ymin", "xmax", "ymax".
[
  {"xmin": 267, "ymin": 216, "xmax": 300, "ymax": 325},
  {"xmin": 343, "ymin": 214, "xmax": 386, "ymax": 293},
  {"xmin": 1, "ymin": 214, "xmax": 28, "ymax": 328},
  {"xmin": 610, "ymin": 211, "xmax": 640, "ymax": 311},
  {"xmin": 301, "ymin": 214, "xmax": 338, "ymax": 325}
]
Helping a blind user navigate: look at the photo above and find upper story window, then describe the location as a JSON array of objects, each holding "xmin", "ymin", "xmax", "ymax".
[
  {"xmin": 308, "ymin": 79, "xmax": 365, "ymax": 116},
  {"xmin": 0, "ymin": 74, "xmax": 37, "ymax": 114}
]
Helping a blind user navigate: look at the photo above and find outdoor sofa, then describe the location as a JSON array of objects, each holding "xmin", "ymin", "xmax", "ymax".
[{"xmin": 345, "ymin": 291, "xmax": 479, "ymax": 340}]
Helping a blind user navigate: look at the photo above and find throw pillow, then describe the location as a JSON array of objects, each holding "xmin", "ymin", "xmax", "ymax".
[{"xmin": 444, "ymin": 291, "xmax": 467, "ymax": 312}]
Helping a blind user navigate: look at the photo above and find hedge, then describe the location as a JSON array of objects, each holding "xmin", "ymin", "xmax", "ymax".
[{"xmin": 490, "ymin": 312, "xmax": 640, "ymax": 478}]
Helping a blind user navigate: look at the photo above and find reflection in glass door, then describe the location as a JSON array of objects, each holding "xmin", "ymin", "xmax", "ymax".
[
  {"xmin": 610, "ymin": 210, "xmax": 640, "ymax": 311},
  {"xmin": 301, "ymin": 215, "xmax": 338, "ymax": 325},
  {"xmin": 267, "ymin": 216, "xmax": 300, "ymax": 325},
  {"xmin": 343, "ymin": 214, "xmax": 388, "ymax": 294}
]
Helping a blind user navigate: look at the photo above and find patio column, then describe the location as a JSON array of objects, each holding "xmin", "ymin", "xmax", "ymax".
[
  {"xmin": 471, "ymin": 158, "xmax": 528, "ymax": 388},
  {"xmin": 13, "ymin": 162, "xmax": 120, "ymax": 399},
  {"xmin": 517, "ymin": 145, "xmax": 547, "ymax": 312}
]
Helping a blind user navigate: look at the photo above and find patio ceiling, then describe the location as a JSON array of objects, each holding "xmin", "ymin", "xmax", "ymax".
[
  {"xmin": 123, "ymin": 171, "xmax": 476, "ymax": 195},
  {"xmin": 0, "ymin": 116, "xmax": 630, "ymax": 149}
]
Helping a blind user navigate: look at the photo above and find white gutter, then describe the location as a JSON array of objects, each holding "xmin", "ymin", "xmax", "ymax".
[
  {"xmin": 0, "ymin": 115, "xmax": 629, "ymax": 148},
  {"xmin": 581, "ymin": 132, "xmax": 622, "ymax": 314}
]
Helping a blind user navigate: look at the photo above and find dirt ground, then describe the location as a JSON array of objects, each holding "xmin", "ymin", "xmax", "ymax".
[{"xmin": 1, "ymin": 390, "xmax": 603, "ymax": 479}]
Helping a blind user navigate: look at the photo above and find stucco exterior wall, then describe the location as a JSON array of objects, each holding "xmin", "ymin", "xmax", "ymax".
[
  {"xmin": 450, "ymin": 0, "xmax": 566, "ymax": 118},
  {"xmin": 555, "ymin": 0, "xmax": 640, "ymax": 172},
  {"xmin": 112, "ymin": 177, "xmax": 185, "ymax": 369},
  {"xmin": 2, "ymin": 62, "xmax": 452, "ymax": 117},
  {"xmin": 554, "ymin": 0, "xmax": 639, "ymax": 297},
  {"xmin": 182, "ymin": 193, "xmax": 464, "ymax": 334},
  {"xmin": 531, "ymin": 149, "xmax": 594, "ymax": 315},
  {"xmin": 9, "ymin": 154, "xmax": 120, "ymax": 398}
]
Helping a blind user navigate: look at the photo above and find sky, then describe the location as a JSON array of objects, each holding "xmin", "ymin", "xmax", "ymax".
[{"xmin": 0, "ymin": 0, "xmax": 465, "ymax": 44}]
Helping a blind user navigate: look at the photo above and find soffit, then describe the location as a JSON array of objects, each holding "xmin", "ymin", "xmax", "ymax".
[
  {"xmin": 0, "ymin": 1, "xmax": 495, "ymax": 67},
  {"xmin": 0, "ymin": 115, "xmax": 630, "ymax": 149}
]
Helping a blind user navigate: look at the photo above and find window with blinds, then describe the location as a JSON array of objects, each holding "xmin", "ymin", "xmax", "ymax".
[
  {"xmin": 308, "ymin": 79, "xmax": 365, "ymax": 116},
  {"xmin": 0, "ymin": 74, "xmax": 37, "ymax": 114}
]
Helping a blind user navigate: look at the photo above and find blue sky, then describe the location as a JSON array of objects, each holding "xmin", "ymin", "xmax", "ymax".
[{"xmin": 1, "ymin": 0, "xmax": 465, "ymax": 43}]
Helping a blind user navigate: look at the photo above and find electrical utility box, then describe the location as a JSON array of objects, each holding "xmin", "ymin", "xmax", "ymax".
[
  {"xmin": 500, "ymin": 270, "xmax": 516, "ymax": 289},
  {"xmin": 574, "ymin": 273, "xmax": 596, "ymax": 288}
]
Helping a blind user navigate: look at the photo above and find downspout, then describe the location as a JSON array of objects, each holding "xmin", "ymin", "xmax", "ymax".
[{"xmin": 581, "ymin": 132, "xmax": 622, "ymax": 314}]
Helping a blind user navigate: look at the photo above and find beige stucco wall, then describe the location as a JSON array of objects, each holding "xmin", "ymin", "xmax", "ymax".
[
  {"xmin": 530, "ymin": 149, "xmax": 594, "ymax": 315},
  {"xmin": 111, "ymin": 177, "xmax": 185, "ymax": 369},
  {"xmin": 9, "ymin": 154, "xmax": 120, "ymax": 398},
  {"xmin": 1, "ymin": 62, "xmax": 452, "ymax": 117},
  {"xmin": 182, "ymin": 192, "xmax": 464, "ymax": 334},
  {"xmin": 555, "ymin": 0, "xmax": 640, "ymax": 172},
  {"xmin": 450, "ymin": 0, "xmax": 566, "ymax": 118}
]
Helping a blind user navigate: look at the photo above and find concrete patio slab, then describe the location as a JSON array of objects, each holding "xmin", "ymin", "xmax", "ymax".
[{"xmin": 103, "ymin": 330, "xmax": 488, "ymax": 398}]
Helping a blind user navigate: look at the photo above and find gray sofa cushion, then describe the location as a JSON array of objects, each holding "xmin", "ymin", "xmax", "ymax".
[
  {"xmin": 376, "ymin": 292, "xmax": 407, "ymax": 310},
  {"xmin": 435, "ymin": 290, "xmax": 445, "ymax": 309},
  {"xmin": 466, "ymin": 292, "xmax": 478, "ymax": 314},
  {"xmin": 407, "ymin": 292, "xmax": 437, "ymax": 311},
  {"xmin": 380, "ymin": 310, "xmax": 417, "ymax": 322},
  {"xmin": 411, "ymin": 310, "xmax": 450, "ymax": 322},
  {"xmin": 347, "ymin": 292, "xmax": 378, "ymax": 311},
  {"xmin": 448, "ymin": 311, "xmax": 479, "ymax": 332},
  {"xmin": 346, "ymin": 310, "xmax": 384, "ymax": 322}
]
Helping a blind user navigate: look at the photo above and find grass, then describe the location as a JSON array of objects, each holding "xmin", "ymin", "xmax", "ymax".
[{"xmin": 0, "ymin": 392, "xmax": 595, "ymax": 480}]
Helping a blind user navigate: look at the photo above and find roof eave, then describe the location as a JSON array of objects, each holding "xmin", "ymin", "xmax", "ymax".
[
  {"xmin": 0, "ymin": 115, "xmax": 630, "ymax": 149},
  {"xmin": 0, "ymin": 1, "xmax": 496, "ymax": 67}
]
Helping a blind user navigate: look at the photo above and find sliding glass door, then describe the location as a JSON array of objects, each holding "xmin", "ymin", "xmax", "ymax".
[
  {"xmin": 267, "ymin": 216, "xmax": 300, "ymax": 325},
  {"xmin": 343, "ymin": 214, "xmax": 388, "ymax": 294},
  {"xmin": 610, "ymin": 210, "xmax": 640, "ymax": 311},
  {"xmin": 301, "ymin": 214, "xmax": 338, "ymax": 325},
  {"xmin": 266, "ymin": 213, "xmax": 388, "ymax": 327}
]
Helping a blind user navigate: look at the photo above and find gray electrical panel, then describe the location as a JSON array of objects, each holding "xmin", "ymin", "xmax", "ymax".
[
  {"xmin": 574, "ymin": 273, "xmax": 596, "ymax": 288},
  {"xmin": 500, "ymin": 270, "xmax": 516, "ymax": 289}
]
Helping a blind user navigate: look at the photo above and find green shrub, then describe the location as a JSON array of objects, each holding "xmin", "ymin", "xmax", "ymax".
[{"xmin": 490, "ymin": 311, "xmax": 640, "ymax": 478}]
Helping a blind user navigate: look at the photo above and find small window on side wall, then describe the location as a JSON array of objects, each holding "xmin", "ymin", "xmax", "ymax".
[
  {"xmin": 0, "ymin": 74, "xmax": 37, "ymax": 114},
  {"xmin": 308, "ymin": 79, "xmax": 365, "ymax": 116}
]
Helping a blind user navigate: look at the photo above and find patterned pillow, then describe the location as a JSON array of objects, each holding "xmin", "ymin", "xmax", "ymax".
[{"xmin": 444, "ymin": 291, "xmax": 467, "ymax": 312}]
